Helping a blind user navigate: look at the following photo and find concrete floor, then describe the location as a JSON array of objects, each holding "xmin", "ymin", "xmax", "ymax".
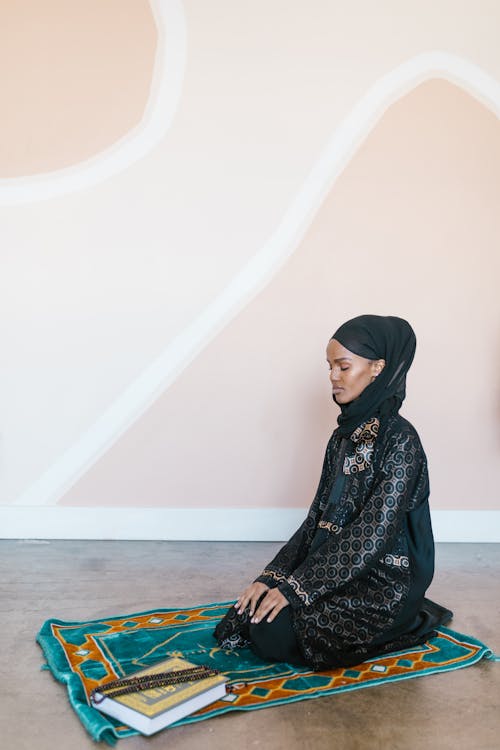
[{"xmin": 1, "ymin": 541, "xmax": 499, "ymax": 750}]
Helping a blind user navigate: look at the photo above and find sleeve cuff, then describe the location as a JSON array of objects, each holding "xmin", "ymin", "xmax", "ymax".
[
  {"xmin": 278, "ymin": 580, "xmax": 305, "ymax": 609},
  {"xmin": 253, "ymin": 574, "xmax": 276, "ymax": 587},
  {"xmin": 254, "ymin": 568, "xmax": 288, "ymax": 588}
]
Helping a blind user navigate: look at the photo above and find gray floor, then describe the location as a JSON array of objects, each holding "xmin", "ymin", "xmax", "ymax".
[{"xmin": 1, "ymin": 541, "xmax": 499, "ymax": 750}]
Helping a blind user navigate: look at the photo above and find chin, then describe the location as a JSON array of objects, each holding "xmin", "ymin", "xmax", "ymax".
[{"xmin": 333, "ymin": 393, "xmax": 350, "ymax": 405}]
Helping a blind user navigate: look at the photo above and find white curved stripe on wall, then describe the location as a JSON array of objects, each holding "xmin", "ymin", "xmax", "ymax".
[
  {"xmin": 0, "ymin": 0, "xmax": 186, "ymax": 205},
  {"xmin": 13, "ymin": 51, "xmax": 500, "ymax": 506}
]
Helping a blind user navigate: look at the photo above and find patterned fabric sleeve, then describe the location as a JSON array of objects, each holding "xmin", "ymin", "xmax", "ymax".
[
  {"xmin": 253, "ymin": 436, "xmax": 337, "ymax": 588},
  {"xmin": 277, "ymin": 430, "xmax": 428, "ymax": 608}
]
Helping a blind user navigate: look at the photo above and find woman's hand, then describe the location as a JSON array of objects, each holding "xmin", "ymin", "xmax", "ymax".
[
  {"xmin": 234, "ymin": 581, "xmax": 269, "ymax": 617},
  {"xmin": 251, "ymin": 588, "xmax": 289, "ymax": 624}
]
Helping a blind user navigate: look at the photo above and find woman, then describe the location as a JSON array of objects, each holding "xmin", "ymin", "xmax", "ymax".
[{"xmin": 213, "ymin": 315, "xmax": 452, "ymax": 670}]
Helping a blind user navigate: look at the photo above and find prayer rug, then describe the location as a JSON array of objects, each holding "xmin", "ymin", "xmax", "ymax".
[{"xmin": 37, "ymin": 601, "xmax": 499, "ymax": 746}]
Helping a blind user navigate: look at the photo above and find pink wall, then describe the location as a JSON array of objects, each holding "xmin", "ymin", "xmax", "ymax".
[
  {"xmin": 1, "ymin": 1, "xmax": 499, "ymax": 518},
  {"xmin": 60, "ymin": 79, "xmax": 500, "ymax": 510},
  {"xmin": 0, "ymin": 0, "xmax": 156, "ymax": 176}
]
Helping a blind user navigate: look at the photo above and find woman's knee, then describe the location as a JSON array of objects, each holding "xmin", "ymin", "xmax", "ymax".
[{"xmin": 249, "ymin": 609, "xmax": 302, "ymax": 662}]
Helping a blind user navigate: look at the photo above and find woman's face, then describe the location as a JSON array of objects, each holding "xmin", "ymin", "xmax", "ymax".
[{"xmin": 326, "ymin": 338, "xmax": 385, "ymax": 405}]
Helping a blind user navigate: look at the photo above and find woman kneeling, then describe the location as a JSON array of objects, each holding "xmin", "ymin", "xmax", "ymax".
[{"xmin": 213, "ymin": 315, "xmax": 452, "ymax": 671}]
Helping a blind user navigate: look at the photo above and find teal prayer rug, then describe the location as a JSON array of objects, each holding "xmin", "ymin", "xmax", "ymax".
[{"xmin": 37, "ymin": 601, "xmax": 499, "ymax": 746}]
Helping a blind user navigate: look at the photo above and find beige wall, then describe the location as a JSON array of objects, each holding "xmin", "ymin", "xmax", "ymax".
[
  {"xmin": 1, "ymin": 1, "xmax": 499, "ymax": 517},
  {"xmin": 0, "ymin": 0, "xmax": 156, "ymax": 176}
]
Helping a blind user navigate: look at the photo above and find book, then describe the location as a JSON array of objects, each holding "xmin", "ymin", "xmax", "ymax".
[{"xmin": 90, "ymin": 657, "xmax": 228, "ymax": 735}]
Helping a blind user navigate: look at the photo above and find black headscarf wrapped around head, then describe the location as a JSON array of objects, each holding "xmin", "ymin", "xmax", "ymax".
[{"xmin": 331, "ymin": 315, "xmax": 416, "ymax": 437}]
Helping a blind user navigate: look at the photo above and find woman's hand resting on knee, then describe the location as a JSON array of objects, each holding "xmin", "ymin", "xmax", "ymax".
[
  {"xmin": 234, "ymin": 582, "xmax": 289, "ymax": 623},
  {"xmin": 251, "ymin": 588, "xmax": 289, "ymax": 624},
  {"xmin": 234, "ymin": 582, "xmax": 269, "ymax": 617}
]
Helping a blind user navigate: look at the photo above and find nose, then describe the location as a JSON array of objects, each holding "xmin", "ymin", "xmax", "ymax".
[{"xmin": 330, "ymin": 366, "xmax": 340, "ymax": 383}]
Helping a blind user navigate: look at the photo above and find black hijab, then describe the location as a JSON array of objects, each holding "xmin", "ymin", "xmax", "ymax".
[{"xmin": 331, "ymin": 315, "xmax": 416, "ymax": 437}]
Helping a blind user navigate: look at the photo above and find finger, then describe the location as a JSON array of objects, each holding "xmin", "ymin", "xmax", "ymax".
[
  {"xmin": 250, "ymin": 587, "xmax": 269, "ymax": 615},
  {"xmin": 251, "ymin": 598, "xmax": 267, "ymax": 623},
  {"xmin": 266, "ymin": 601, "xmax": 285, "ymax": 623},
  {"xmin": 233, "ymin": 594, "xmax": 245, "ymax": 610},
  {"xmin": 238, "ymin": 585, "xmax": 265, "ymax": 615},
  {"xmin": 252, "ymin": 594, "xmax": 276, "ymax": 623},
  {"xmin": 235, "ymin": 591, "xmax": 251, "ymax": 614},
  {"xmin": 234, "ymin": 589, "xmax": 247, "ymax": 607},
  {"xmin": 249, "ymin": 593, "xmax": 261, "ymax": 616}
]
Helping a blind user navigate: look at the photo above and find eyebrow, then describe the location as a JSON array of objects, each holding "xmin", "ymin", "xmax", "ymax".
[{"xmin": 326, "ymin": 356, "xmax": 352, "ymax": 363}]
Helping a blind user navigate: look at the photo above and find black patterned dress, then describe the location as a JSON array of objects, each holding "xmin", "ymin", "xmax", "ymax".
[{"xmin": 214, "ymin": 414, "xmax": 450, "ymax": 670}]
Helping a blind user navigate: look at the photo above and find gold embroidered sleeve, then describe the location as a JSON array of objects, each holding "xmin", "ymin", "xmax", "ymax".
[{"xmin": 278, "ymin": 430, "xmax": 428, "ymax": 608}]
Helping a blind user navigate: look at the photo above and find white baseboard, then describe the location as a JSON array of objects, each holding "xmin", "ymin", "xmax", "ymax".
[
  {"xmin": 428, "ymin": 510, "xmax": 500, "ymax": 543},
  {"xmin": 1, "ymin": 507, "xmax": 499, "ymax": 543}
]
